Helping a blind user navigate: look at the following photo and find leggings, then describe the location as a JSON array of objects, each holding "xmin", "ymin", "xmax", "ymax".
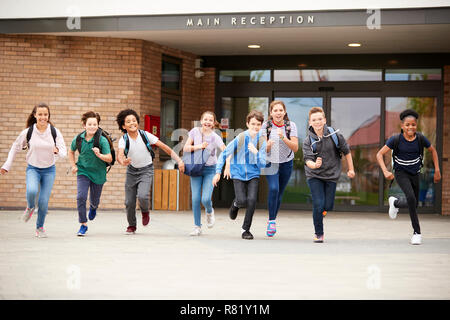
[{"xmin": 394, "ymin": 170, "xmax": 420, "ymax": 234}]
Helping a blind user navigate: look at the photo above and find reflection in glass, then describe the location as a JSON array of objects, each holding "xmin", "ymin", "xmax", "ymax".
[
  {"xmin": 219, "ymin": 70, "xmax": 271, "ymax": 82},
  {"xmin": 274, "ymin": 69, "xmax": 382, "ymax": 82},
  {"xmin": 385, "ymin": 69, "xmax": 441, "ymax": 81},
  {"xmin": 384, "ymin": 97, "xmax": 437, "ymax": 207},
  {"xmin": 160, "ymin": 98, "xmax": 179, "ymax": 148},
  {"xmin": 162, "ymin": 61, "xmax": 180, "ymax": 90},
  {"xmin": 331, "ymin": 97, "xmax": 381, "ymax": 206},
  {"xmin": 220, "ymin": 97, "xmax": 269, "ymax": 131},
  {"xmin": 274, "ymin": 97, "xmax": 323, "ymax": 204}
]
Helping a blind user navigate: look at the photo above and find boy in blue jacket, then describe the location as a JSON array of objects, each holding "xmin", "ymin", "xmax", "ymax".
[{"xmin": 212, "ymin": 110, "xmax": 267, "ymax": 240}]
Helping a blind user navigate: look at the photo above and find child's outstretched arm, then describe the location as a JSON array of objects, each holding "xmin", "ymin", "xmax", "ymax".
[
  {"xmin": 155, "ymin": 140, "xmax": 185, "ymax": 173},
  {"xmin": 376, "ymin": 145, "xmax": 394, "ymax": 180},
  {"xmin": 344, "ymin": 152, "xmax": 355, "ymax": 178},
  {"xmin": 427, "ymin": 145, "xmax": 441, "ymax": 183}
]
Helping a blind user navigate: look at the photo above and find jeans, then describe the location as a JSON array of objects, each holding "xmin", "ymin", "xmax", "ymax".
[
  {"xmin": 307, "ymin": 178, "xmax": 337, "ymax": 236},
  {"xmin": 233, "ymin": 178, "xmax": 259, "ymax": 231},
  {"xmin": 77, "ymin": 174, "xmax": 104, "ymax": 224},
  {"xmin": 26, "ymin": 164, "xmax": 56, "ymax": 229},
  {"xmin": 266, "ymin": 160, "xmax": 293, "ymax": 220},
  {"xmin": 394, "ymin": 170, "xmax": 421, "ymax": 234},
  {"xmin": 190, "ymin": 165, "xmax": 216, "ymax": 227},
  {"xmin": 125, "ymin": 164, "xmax": 154, "ymax": 227}
]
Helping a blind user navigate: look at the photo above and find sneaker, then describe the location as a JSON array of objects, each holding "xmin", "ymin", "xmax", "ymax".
[
  {"xmin": 388, "ymin": 196, "xmax": 399, "ymax": 219},
  {"xmin": 125, "ymin": 226, "xmax": 136, "ymax": 235},
  {"xmin": 88, "ymin": 208, "xmax": 97, "ymax": 221},
  {"xmin": 77, "ymin": 225, "xmax": 88, "ymax": 236},
  {"xmin": 313, "ymin": 234, "xmax": 324, "ymax": 243},
  {"xmin": 322, "ymin": 211, "xmax": 327, "ymax": 217},
  {"xmin": 266, "ymin": 220, "xmax": 276, "ymax": 237},
  {"xmin": 35, "ymin": 227, "xmax": 47, "ymax": 238},
  {"xmin": 189, "ymin": 226, "xmax": 202, "ymax": 236},
  {"xmin": 229, "ymin": 202, "xmax": 239, "ymax": 220},
  {"xmin": 142, "ymin": 212, "xmax": 150, "ymax": 226},
  {"xmin": 206, "ymin": 208, "xmax": 215, "ymax": 228},
  {"xmin": 411, "ymin": 233, "xmax": 422, "ymax": 245},
  {"xmin": 22, "ymin": 207, "xmax": 35, "ymax": 222},
  {"xmin": 242, "ymin": 230, "xmax": 254, "ymax": 240}
]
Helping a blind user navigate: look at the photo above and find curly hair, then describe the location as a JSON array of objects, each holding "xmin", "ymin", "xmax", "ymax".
[{"xmin": 116, "ymin": 108, "xmax": 140, "ymax": 133}]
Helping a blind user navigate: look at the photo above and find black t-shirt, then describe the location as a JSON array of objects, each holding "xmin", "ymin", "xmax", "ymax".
[{"xmin": 386, "ymin": 133, "xmax": 430, "ymax": 174}]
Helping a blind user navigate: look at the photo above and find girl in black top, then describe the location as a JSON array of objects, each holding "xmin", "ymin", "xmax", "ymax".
[{"xmin": 376, "ymin": 109, "xmax": 441, "ymax": 245}]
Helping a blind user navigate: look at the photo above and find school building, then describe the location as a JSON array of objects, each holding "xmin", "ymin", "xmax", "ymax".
[{"xmin": 0, "ymin": 1, "xmax": 449, "ymax": 215}]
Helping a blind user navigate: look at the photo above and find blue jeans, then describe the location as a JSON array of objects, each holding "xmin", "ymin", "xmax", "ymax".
[
  {"xmin": 26, "ymin": 164, "xmax": 56, "ymax": 229},
  {"xmin": 190, "ymin": 165, "xmax": 216, "ymax": 227},
  {"xmin": 77, "ymin": 175, "xmax": 104, "ymax": 223},
  {"xmin": 266, "ymin": 160, "xmax": 293, "ymax": 220},
  {"xmin": 307, "ymin": 178, "xmax": 337, "ymax": 236}
]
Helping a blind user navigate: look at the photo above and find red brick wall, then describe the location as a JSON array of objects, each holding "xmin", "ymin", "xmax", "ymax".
[
  {"xmin": 0, "ymin": 34, "xmax": 215, "ymax": 210},
  {"xmin": 442, "ymin": 66, "xmax": 450, "ymax": 215}
]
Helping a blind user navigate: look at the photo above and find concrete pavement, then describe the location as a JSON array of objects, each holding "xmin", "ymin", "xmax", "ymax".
[{"xmin": 0, "ymin": 208, "xmax": 449, "ymax": 300}]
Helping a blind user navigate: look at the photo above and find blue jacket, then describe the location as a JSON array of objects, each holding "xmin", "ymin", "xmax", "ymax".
[{"xmin": 216, "ymin": 130, "xmax": 267, "ymax": 181}]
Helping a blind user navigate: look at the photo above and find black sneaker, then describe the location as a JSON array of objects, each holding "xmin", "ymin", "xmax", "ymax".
[
  {"xmin": 229, "ymin": 202, "xmax": 239, "ymax": 220},
  {"xmin": 242, "ymin": 230, "xmax": 254, "ymax": 240}
]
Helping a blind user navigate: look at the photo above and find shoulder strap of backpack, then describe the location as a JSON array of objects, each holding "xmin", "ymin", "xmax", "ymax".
[
  {"xmin": 76, "ymin": 132, "xmax": 84, "ymax": 153},
  {"xmin": 392, "ymin": 133, "xmax": 401, "ymax": 159},
  {"xmin": 266, "ymin": 120, "xmax": 272, "ymax": 138},
  {"xmin": 233, "ymin": 132, "xmax": 246, "ymax": 158},
  {"xmin": 93, "ymin": 128, "xmax": 102, "ymax": 149},
  {"xmin": 123, "ymin": 133, "xmax": 130, "ymax": 157},
  {"xmin": 139, "ymin": 130, "xmax": 152, "ymax": 153},
  {"xmin": 327, "ymin": 126, "xmax": 339, "ymax": 148},
  {"xmin": 50, "ymin": 125, "xmax": 57, "ymax": 146},
  {"xmin": 285, "ymin": 120, "xmax": 291, "ymax": 139}
]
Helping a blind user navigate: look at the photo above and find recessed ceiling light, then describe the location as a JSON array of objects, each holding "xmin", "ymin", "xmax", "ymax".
[
  {"xmin": 298, "ymin": 63, "xmax": 308, "ymax": 68},
  {"xmin": 348, "ymin": 43, "xmax": 362, "ymax": 47},
  {"xmin": 248, "ymin": 44, "xmax": 261, "ymax": 49}
]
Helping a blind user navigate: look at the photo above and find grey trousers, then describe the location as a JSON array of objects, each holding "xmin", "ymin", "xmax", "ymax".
[{"xmin": 125, "ymin": 164, "xmax": 154, "ymax": 227}]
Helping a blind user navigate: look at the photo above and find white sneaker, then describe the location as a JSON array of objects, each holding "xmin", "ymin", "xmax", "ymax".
[
  {"xmin": 206, "ymin": 208, "xmax": 215, "ymax": 228},
  {"xmin": 189, "ymin": 226, "xmax": 201, "ymax": 236},
  {"xmin": 411, "ymin": 233, "xmax": 422, "ymax": 245},
  {"xmin": 388, "ymin": 197, "xmax": 399, "ymax": 219},
  {"xmin": 35, "ymin": 228, "xmax": 47, "ymax": 238}
]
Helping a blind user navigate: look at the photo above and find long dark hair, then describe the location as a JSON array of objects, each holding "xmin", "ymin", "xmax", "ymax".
[
  {"xmin": 26, "ymin": 102, "xmax": 53, "ymax": 128},
  {"xmin": 268, "ymin": 100, "xmax": 290, "ymax": 122}
]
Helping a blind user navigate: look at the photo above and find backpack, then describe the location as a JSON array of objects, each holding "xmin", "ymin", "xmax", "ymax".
[
  {"xmin": 76, "ymin": 128, "xmax": 116, "ymax": 172},
  {"xmin": 391, "ymin": 132, "xmax": 426, "ymax": 169},
  {"xmin": 266, "ymin": 119, "xmax": 292, "ymax": 158},
  {"xmin": 123, "ymin": 129, "xmax": 155, "ymax": 160},
  {"xmin": 309, "ymin": 126, "xmax": 342, "ymax": 158},
  {"xmin": 23, "ymin": 124, "xmax": 57, "ymax": 150}
]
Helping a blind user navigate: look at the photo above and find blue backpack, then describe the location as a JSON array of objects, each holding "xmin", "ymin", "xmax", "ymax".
[{"xmin": 310, "ymin": 126, "xmax": 342, "ymax": 158}]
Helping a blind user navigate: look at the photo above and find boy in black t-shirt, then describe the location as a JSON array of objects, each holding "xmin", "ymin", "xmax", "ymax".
[{"xmin": 376, "ymin": 109, "xmax": 441, "ymax": 245}]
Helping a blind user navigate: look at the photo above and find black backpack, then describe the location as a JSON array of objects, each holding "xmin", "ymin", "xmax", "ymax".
[
  {"xmin": 76, "ymin": 128, "xmax": 116, "ymax": 172},
  {"xmin": 123, "ymin": 129, "xmax": 155, "ymax": 160},
  {"xmin": 391, "ymin": 132, "xmax": 426, "ymax": 169},
  {"xmin": 23, "ymin": 124, "xmax": 57, "ymax": 150}
]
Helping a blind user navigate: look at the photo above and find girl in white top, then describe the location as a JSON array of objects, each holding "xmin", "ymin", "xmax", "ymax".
[{"xmin": 1, "ymin": 103, "xmax": 67, "ymax": 237}]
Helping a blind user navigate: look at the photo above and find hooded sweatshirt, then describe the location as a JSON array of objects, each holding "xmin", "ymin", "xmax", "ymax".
[
  {"xmin": 302, "ymin": 125, "xmax": 350, "ymax": 182},
  {"xmin": 216, "ymin": 130, "xmax": 267, "ymax": 181}
]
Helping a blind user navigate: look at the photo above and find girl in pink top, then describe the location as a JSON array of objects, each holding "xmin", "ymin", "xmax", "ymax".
[{"xmin": 1, "ymin": 103, "xmax": 67, "ymax": 238}]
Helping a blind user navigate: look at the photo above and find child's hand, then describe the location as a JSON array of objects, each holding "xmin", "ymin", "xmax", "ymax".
[
  {"xmin": 383, "ymin": 171, "xmax": 394, "ymax": 180},
  {"xmin": 347, "ymin": 169, "xmax": 355, "ymax": 178},
  {"xmin": 200, "ymin": 142, "xmax": 208, "ymax": 149},
  {"xmin": 277, "ymin": 128, "xmax": 284, "ymax": 139},
  {"xmin": 212, "ymin": 173, "xmax": 221, "ymax": 186},
  {"xmin": 71, "ymin": 165, "xmax": 78, "ymax": 174},
  {"xmin": 178, "ymin": 160, "xmax": 185, "ymax": 173},
  {"xmin": 53, "ymin": 146, "xmax": 59, "ymax": 154},
  {"xmin": 434, "ymin": 170, "xmax": 441, "ymax": 183},
  {"xmin": 0, "ymin": 168, "xmax": 7, "ymax": 175},
  {"xmin": 122, "ymin": 157, "xmax": 132, "ymax": 166},
  {"xmin": 248, "ymin": 142, "xmax": 258, "ymax": 155},
  {"xmin": 92, "ymin": 147, "xmax": 101, "ymax": 157},
  {"xmin": 266, "ymin": 139, "xmax": 274, "ymax": 149},
  {"xmin": 315, "ymin": 157, "xmax": 322, "ymax": 168},
  {"xmin": 224, "ymin": 164, "xmax": 231, "ymax": 179}
]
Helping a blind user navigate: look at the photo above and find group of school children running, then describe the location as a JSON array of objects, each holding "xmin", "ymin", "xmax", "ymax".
[{"xmin": 0, "ymin": 102, "xmax": 441, "ymax": 245}]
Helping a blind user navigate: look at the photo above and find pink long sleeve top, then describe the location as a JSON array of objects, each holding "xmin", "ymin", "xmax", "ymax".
[{"xmin": 2, "ymin": 124, "xmax": 67, "ymax": 172}]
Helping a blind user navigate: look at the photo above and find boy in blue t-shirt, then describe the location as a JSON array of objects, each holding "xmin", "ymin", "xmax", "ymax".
[{"xmin": 376, "ymin": 109, "xmax": 441, "ymax": 245}]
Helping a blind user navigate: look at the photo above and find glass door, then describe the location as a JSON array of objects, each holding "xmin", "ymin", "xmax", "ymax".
[{"xmin": 274, "ymin": 92, "xmax": 325, "ymax": 207}]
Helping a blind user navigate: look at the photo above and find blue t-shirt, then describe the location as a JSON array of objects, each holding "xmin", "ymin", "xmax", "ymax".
[{"xmin": 386, "ymin": 133, "xmax": 430, "ymax": 174}]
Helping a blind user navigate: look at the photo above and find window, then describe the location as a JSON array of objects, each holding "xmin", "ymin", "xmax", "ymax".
[
  {"xmin": 161, "ymin": 56, "xmax": 181, "ymax": 153},
  {"xmin": 385, "ymin": 69, "xmax": 441, "ymax": 81},
  {"xmin": 274, "ymin": 69, "xmax": 382, "ymax": 82},
  {"xmin": 219, "ymin": 70, "xmax": 271, "ymax": 82}
]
